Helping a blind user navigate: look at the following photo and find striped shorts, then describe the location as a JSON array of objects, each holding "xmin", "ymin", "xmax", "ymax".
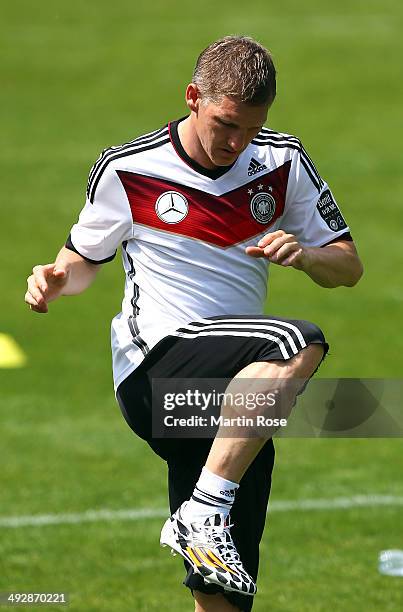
[{"xmin": 116, "ymin": 314, "xmax": 328, "ymax": 611}]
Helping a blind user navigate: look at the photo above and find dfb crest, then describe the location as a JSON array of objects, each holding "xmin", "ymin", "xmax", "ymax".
[{"xmin": 250, "ymin": 192, "xmax": 276, "ymax": 224}]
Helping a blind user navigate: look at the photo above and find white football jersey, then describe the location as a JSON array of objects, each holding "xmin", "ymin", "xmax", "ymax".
[{"xmin": 67, "ymin": 118, "xmax": 351, "ymax": 390}]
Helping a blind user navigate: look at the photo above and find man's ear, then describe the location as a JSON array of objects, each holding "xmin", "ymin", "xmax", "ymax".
[{"xmin": 185, "ymin": 83, "xmax": 200, "ymax": 114}]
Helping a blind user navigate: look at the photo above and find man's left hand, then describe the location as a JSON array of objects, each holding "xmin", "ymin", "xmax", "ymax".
[{"xmin": 245, "ymin": 230, "xmax": 309, "ymax": 270}]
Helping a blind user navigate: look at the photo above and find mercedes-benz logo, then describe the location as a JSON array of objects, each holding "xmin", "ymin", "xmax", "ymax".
[{"xmin": 155, "ymin": 191, "xmax": 189, "ymax": 224}]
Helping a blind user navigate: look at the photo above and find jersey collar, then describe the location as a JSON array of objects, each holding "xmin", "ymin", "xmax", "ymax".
[{"xmin": 168, "ymin": 117, "xmax": 236, "ymax": 180}]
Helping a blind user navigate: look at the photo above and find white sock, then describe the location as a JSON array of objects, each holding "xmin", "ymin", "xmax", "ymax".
[{"xmin": 183, "ymin": 467, "xmax": 239, "ymax": 522}]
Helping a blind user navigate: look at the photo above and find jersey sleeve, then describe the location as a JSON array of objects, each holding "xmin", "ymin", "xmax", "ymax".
[
  {"xmin": 66, "ymin": 163, "xmax": 133, "ymax": 264},
  {"xmin": 280, "ymin": 142, "xmax": 351, "ymax": 247}
]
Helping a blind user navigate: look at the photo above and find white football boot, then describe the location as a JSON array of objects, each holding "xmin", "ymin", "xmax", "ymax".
[{"xmin": 160, "ymin": 501, "xmax": 256, "ymax": 596}]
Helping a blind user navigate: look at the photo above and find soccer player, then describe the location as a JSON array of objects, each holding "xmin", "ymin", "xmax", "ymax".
[{"xmin": 25, "ymin": 36, "xmax": 362, "ymax": 612}]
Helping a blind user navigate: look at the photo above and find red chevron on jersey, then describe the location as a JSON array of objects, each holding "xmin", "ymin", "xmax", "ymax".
[{"xmin": 117, "ymin": 161, "xmax": 290, "ymax": 248}]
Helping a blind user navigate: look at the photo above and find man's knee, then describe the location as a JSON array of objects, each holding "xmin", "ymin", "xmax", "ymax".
[
  {"xmin": 299, "ymin": 319, "xmax": 328, "ymax": 370},
  {"xmin": 294, "ymin": 342, "xmax": 326, "ymax": 377},
  {"xmin": 274, "ymin": 315, "xmax": 327, "ymax": 378}
]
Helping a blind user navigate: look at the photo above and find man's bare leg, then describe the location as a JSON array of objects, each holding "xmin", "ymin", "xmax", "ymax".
[
  {"xmin": 206, "ymin": 344, "xmax": 324, "ymax": 482},
  {"xmin": 160, "ymin": 344, "xmax": 325, "ymax": 598},
  {"xmin": 194, "ymin": 591, "xmax": 241, "ymax": 612}
]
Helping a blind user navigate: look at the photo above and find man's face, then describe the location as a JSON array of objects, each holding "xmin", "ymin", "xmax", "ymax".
[{"xmin": 194, "ymin": 95, "xmax": 269, "ymax": 168}]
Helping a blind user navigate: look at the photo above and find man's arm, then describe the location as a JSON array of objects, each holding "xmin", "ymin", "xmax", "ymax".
[
  {"xmin": 245, "ymin": 230, "xmax": 363, "ymax": 288},
  {"xmin": 25, "ymin": 246, "xmax": 102, "ymax": 314}
]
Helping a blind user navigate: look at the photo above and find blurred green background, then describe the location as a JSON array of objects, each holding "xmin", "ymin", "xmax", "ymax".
[{"xmin": 1, "ymin": 1, "xmax": 402, "ymax": 610}]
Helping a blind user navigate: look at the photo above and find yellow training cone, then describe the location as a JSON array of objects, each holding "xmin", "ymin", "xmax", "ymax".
[{"xmin": 0, "ymin": 334, "xmax": 27, "ymax": 368}]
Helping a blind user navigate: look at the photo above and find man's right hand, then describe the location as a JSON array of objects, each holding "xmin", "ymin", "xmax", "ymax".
[{"xmin": 25, "ymin": 264, "xmax": 70, "ymax": 313}]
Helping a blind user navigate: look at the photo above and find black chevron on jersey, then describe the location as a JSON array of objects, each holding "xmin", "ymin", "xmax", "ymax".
[
  {"xmin": 88, "ymin": 125, "xmax": 167, "ymax": 188},
  {"xmin": 252, "ymin": 133, "xmax": 324, "ymax": 192},
  {"xmin": 258, "ymin": 133, "xmax": 324, "ymax": 191},
  {"xmin": 88, "ymin": 126, "xmax": 167, "ymax": 188},
  {"xmin": 87, "ymin": 127, "xmax": 169, "ymax": 203},
  {"xmin": 253, "ymin": 137, "xmax": 323, "ymax": 189},
  {"xmin": 258, "ymin": 127, "xmax": 301, "ymax": 145}
]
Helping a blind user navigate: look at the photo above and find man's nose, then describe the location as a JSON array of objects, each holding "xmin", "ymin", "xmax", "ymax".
[{"xmin": 228, "ymin": 131, "xmax": 246, "ymax": 152}]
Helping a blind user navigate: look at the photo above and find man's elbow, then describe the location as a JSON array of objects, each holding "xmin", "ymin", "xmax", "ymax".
[{"xmin": 343, "ymin": 258, "xmax": 364, "ymax": 287}]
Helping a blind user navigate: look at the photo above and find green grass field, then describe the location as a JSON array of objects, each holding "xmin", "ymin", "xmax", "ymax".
[{"xmin": 1, "ymin": 1, "xmax": 403, "ymax": 610}]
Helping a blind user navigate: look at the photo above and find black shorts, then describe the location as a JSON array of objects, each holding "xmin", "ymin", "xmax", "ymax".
[{"xmin": 116, "ymin": 315, "xmax": 328, "ymax": 612}]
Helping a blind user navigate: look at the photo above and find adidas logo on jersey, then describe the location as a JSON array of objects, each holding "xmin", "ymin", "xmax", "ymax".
[{"xmin": 248, "ymin": 157, "xmax": 267, "ymax": 176}]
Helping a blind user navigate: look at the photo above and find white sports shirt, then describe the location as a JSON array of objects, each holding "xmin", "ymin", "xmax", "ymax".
[{"xmin": 67, "ymin": 118, "xmax": 351, "ymax": 390}]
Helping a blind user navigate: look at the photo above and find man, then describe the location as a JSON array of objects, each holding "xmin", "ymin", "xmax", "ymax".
[{"xmin": 25, "ymin": 36, "xmax": 362, "ymax": 612}]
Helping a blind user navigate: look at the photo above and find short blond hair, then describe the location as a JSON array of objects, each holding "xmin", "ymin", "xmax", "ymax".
[{"xmin": 192, "ymin": 36, "xmax": 276, "ymax": 106}]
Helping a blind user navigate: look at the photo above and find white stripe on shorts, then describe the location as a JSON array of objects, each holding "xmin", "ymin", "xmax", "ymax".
[
  {"xmin": 197, "ymin": 318, "xmax": 307, "ymax": 349},
  {"xmin": 172, "ymin": 329, "xmax": 293, "ymax": 360},
  {"xmin": 179, "ymin": 321, "xmax": 300, "ymax": 355},
  {"xmin": 174, "ymin": 317, "xmax": 307, "ymax": 352}
]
